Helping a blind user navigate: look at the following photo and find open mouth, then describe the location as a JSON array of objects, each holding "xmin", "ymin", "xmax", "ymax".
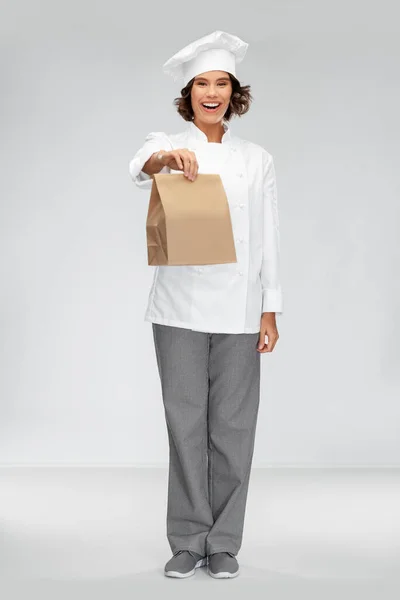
[{"xmin": 201, "ymin": 103, "xmax": 221, "ymax": 113}]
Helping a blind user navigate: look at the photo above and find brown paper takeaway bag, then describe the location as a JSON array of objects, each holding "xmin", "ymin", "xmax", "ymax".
[{"xmin": 146, "ymin": 173, "xmax": 237, "ymax": 266}]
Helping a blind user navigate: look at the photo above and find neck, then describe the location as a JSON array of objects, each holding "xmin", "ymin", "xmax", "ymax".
[{"xmin": 193, "ymin": 118, "xmax": 225, "ymax": 143}]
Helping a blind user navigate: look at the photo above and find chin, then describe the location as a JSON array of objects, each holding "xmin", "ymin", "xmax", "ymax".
[{"xmin": 197, "ymin": 112, "xmax": 224, "ymax": 123}]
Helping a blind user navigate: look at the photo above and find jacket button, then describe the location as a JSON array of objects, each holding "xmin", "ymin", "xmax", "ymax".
[
  {"xmin": 237, "ymin": 173, "xmax": 243, "ymax": 178},
  {"xmin": 238, "ymin": 271, "xmax": 244, "ymax": 276},
  {"xmin": 239, "ymin": 203, "xmax": 245, "ymax": 209}
]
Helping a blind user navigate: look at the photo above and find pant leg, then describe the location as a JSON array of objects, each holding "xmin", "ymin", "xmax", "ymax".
[
  {"xmin": 152, "ymin": 323, "xmax": 214, "ymax": 556},
  {"xmin": 205, "ymin": 332, "xmax": 261, "ymax": 556}
]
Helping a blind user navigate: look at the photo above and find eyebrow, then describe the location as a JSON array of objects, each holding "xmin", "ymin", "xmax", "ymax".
[{"xmin": 194, "ymin": 76, "xmax": 230, "ymax": 82}]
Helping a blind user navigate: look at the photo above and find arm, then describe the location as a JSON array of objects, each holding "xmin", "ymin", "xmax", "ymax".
[
  {"xmin": 260, "ymin": 151, "xmax": 283, "ymax": 315},
  {"xmin": 128, "ymin": 131, "xmax": 172, "ymax": 189}
]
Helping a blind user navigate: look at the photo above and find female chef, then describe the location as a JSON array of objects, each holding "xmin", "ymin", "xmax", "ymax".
[{"xmin": 129, "ymin": 30, "xmax": 283, "ymax": 580}]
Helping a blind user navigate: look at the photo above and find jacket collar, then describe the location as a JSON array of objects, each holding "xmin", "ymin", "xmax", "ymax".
[{"xmin": 187, "ymin": 119, "xmax": 231, "ymax": 144}]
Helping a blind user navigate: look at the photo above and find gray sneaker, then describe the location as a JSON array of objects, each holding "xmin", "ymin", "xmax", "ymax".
[
  {"xmin": 207, "ymin": 552, "xmax": 240, "ymax": 578},
  {"xmin": 164, "ymin": 550, "xmax": 207, "ymax": 578}
]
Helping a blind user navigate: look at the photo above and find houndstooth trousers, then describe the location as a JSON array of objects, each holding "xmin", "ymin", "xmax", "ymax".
[{"xmin": 152, "ymin": 323, "xmax": 261, "ymax": 557}]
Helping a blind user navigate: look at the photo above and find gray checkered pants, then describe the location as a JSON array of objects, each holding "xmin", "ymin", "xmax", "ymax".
[{"xmin": 152, "ymin": 323, "xmax": 261, "ymax": 557}]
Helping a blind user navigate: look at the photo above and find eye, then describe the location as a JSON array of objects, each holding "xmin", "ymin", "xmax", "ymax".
[{"xmin": 196, "ymin": 81, "xmax": 227, "ymax": 86}]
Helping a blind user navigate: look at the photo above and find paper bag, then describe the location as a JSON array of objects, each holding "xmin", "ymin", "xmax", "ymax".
[{"xmin": 146, "ymin": 173, "xmax": 237, "ymax": 266}]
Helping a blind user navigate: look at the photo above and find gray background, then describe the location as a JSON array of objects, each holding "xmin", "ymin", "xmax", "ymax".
[{"xmin": 1, "ymin": 0, "xmax": 399, "ymax": 466}]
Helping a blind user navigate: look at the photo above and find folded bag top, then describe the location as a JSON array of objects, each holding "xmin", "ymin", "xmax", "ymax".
[{"xmin": 146, "ymin": 173, "xmax": 237, "ymax": 266}]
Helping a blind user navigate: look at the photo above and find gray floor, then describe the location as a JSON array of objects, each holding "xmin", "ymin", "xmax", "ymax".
[{"xmin": 0, "ymin": 467, "xmax": 399, "ymax": 599}]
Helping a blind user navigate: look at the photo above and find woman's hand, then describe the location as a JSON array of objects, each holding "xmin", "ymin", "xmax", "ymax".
[
  {"xmin": 160, "ymin": 148, "xmax": 198, "ymax": 181},
  {"xmin": 257, "ymin": 312, "xmax": 279, "ymax": 353}
]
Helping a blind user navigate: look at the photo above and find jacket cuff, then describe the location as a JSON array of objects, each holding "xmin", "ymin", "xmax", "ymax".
[
  {"xmin": 129, "ymin": 147, "xmax": 160, "ymax": 189},
  {"xmin": 262, "ymin": 288, "xmax": 283, "ymax": 314},
  {"xmin": 129, "ymin": 131, "xmax": 171, "ymax": 189}
]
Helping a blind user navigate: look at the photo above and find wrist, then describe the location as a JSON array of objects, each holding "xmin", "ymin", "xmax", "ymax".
[{"xmin": 155, "ymin": 150, "xmax": 166, "ymax": 165}]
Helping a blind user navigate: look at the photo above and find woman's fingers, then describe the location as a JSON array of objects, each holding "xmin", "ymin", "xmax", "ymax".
[
  {"xmin": 183, "ymin": 150, "xmax": 198, "ymax": 180},
  {"xmin": 190, "ymin": 152, "xmax": 198, "ymax": 179},
  {"xmin": 182, "ymin": 153, "xmax": 191, "ymax": 178},
  {"xmin": 257, "ymin": 325, "xmax": 279, "ymax": 353},
  {"xmin": 165, "ymin": 149, "xmax": 198, "ymax": 180},
  {"xmin": 170, "ymin": 151, "xmax": 183, "ymax": 170}
]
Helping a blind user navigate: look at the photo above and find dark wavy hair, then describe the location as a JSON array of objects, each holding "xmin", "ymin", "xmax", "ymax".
[{"xmin": 173, "ymin": 73, "xmax": 253, "ymax": 122}]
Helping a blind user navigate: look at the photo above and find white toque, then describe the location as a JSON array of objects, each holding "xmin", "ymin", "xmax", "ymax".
[{"xmin": 162, "ymin": 30, "xmax": 249, "ymax": 85}]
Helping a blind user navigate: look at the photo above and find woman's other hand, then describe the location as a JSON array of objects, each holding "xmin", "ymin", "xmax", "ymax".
[{"xmin": 257, "ymin": 312, "xmax": 279, "ymax": 353}]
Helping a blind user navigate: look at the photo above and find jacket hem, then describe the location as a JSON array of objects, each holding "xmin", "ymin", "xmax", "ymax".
[{"xmin": 144, "ymin": 314, "xmax": 260, "ymax": 334}]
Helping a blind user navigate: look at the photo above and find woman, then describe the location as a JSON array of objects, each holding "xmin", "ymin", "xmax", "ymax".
[{"xmin": 129, "ymin": 31, "xmax": 283, "ymax": 579}]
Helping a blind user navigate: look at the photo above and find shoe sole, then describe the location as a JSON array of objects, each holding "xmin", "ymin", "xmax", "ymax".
[
  {"xmin": 165, "ymin": 557, "xmax": 207, "ymax": 578},
  {"xmin": 207, "ymin": 566, "xmax": 240, "ymax": 579}
]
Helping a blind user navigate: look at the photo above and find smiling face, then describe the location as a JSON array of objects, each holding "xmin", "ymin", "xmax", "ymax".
[{"xmin": 190, "ymin": 70, "xmax": 233, "ymax": 125}]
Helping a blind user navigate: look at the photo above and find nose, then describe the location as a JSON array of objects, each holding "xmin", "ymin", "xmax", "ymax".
[{"xmin": 207, "ymin": 86, "xmax": 218, "ymax": 97}]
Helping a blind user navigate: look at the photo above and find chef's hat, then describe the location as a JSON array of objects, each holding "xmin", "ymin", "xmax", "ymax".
[{"xmin": 162, "ymin": 30, "xmax": 249, "ymax": 85}]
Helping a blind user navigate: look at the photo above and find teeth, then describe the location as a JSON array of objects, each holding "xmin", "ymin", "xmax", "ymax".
[{"xmin": 203, "ymin": 103, "xmax": 219, "ymax": 108}]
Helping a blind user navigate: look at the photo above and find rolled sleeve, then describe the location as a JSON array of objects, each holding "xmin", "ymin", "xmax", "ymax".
[
  {"xmin": 260, "ymin": 150, "xmax": 283, "ymax": 315},
  {"xmin": 128, "ymin": 131, "xmax": 172, "ymax": 189}
]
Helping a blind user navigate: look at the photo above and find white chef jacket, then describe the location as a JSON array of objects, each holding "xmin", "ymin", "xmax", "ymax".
[{"xmin": 128, "ymin": 119, "xmax": 283, "ymax": 334}]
